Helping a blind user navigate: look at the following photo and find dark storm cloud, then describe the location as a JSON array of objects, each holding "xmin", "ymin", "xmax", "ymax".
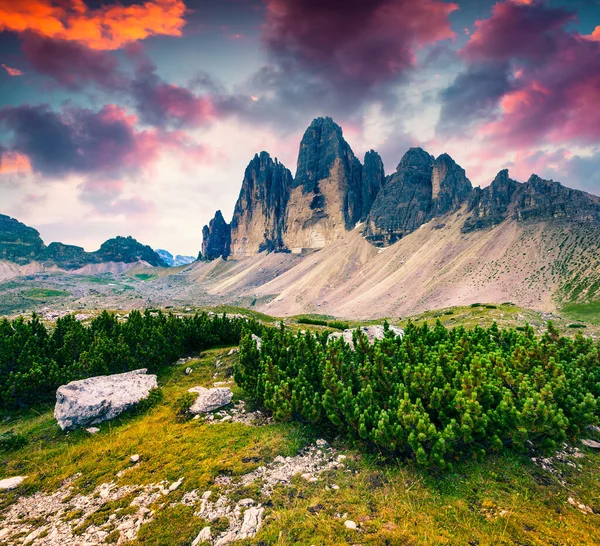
[
  {"xmin": 438, "ymin": 61, "xmax": 513, "ymax": 134},
  {"xmin": 437, "ymin": 0, "xmax": 600, "ymax": 147},
  {"xmin": 21, "ymin": 33, "xmax": 126, "ymax": 90},
  {"xmin": 0, "ymin": 104, "xmax": 159, "ymax": 177}
]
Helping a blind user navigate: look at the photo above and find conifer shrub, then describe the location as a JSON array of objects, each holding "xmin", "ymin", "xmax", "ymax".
[
  {"xmin": 235, "ymin": 321, "xmax": 600, "ymax": 469},
  {"xmin": 0, "ymin": 311, "xmax": 261, "ymax": 409}
]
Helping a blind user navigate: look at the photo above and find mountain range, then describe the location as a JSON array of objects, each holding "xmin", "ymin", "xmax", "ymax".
[{"xmin": 2, "ymin": 116, "xmax": 600, "ymax": 317}]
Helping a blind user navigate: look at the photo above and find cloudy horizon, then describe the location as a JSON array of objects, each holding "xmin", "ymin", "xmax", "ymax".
[{"xmin": 1, "ymin": 0, "xmax": 599, "ymax": 255}]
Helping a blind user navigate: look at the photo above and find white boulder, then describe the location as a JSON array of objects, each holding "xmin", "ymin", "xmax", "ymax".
[
  {"xmin": 192, "ymin": 526, "xmax": 212, "ymax": 545},
  {"xmin": 0, "ymin": 476, "xmax": 27, "ymax": 490},
  {"xmin": 54, "ymin": 369, "xmax": 158, "ymax": 431},
  {"xmin": 328, "ymin": 325, "xmax": 404, "ymax": 347},
  {"xmin": 251, "ymin": 334, "xmax": 262, "ymax": 350},
  {"xmin": 188, "ymin": 386, "xmax": 233, "ymax": 414}
]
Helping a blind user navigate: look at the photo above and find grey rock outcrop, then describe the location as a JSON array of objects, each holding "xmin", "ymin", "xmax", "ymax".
[
  {"xmin": 0, "ymin": 476, "xmax": 27, "ymax": 490},
  {"xmin": 230, "ymin": 152, "xmax": 293, "ymax": 257},
  {"xmin": 0, "ymin": 214, "xmax": 45, "ymax": 264},
  {"xmin": 54, "ymin": 369, "xmax": 158, "ymax": 431},
  {"xmin": 328, "ymin": 325, "xmax": 404, "ymax": 347},
  {"xmin": 365, "ymin": 149, "xmax": 472, "ymax": 246},
  {"xmin": 188, "ymin": 386, "xmax": 233, "ymax": 414},
  {"xmin": 283, "ymin": 117, "xmax": 365, "ymax": 251},
  {"xmin": 361, "ymin": 150, "xmax": 385, "ymax": 221},
  {"xmin": 462, "ymin": 171, "xmax": 600, "ymax": 233},
  {"xmin": 463, "ymin": 169, "xmax": 519, "ymax": 232},
  {"xmin": 201, "ymin": 210, "xmax": 231, "ymax": 261}
]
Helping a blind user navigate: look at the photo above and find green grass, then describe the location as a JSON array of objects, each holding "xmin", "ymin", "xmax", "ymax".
[
  {"xmin": 23, "ymin": 287, "xmax": 70, "ymax": 298},
  {"xmin": 561, "ymin": 301, "xmax": 600, "ymax": 325},
  {"xmin": 134, "ymin": 273, "xmax": 157, "ymax": 281},
  {"xmin": 1, "ymin": 315, "xmax": 600, "ymax": 544}
]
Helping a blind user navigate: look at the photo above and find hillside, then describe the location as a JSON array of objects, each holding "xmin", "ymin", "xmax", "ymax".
[{"xmin": 1, "ymin": 309, "xmax": 599, "ymax": 545}]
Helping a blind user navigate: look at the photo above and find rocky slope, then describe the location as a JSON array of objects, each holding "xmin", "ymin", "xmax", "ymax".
[
  {"xmin": 229, "ymin": 152, "xmax": 292, "ymax": 257},
  {"xmin": 0, "ymin": 214, "xmax": 45, "ymax": 264}
]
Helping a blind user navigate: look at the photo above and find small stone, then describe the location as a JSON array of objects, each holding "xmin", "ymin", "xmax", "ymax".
[
  {"xmin": 238, "ymin": 498, "xmax": 255, "ymax": 506},
  {"xmin": 221, "ymin": 415, "xmax": 232, "ymax": 422},
  {"xmin": 273, "ymin": 455, "xmax": 285, "ymax": 464},
  {"xmin": 581, "ymin": 439, "xmax": 600, "ymax": 449},
  {"xmin": 301, "ymin": 473, "xmax": 313, "ymax": 481},
  {"xmin": 86, "ymin": 427, "xmax": 100, "ymax": 434},
  {"xmin": 228, "ymin": 349, "xmax": 238, "ymax": 356},
  {"xmin": 344, "ymin": 520, "xmax": 358, "ymax": 530},
  {"xmin": 0, "ymin": 476, "xmax": 27, "ymax": 490},
  {"xmin": 251, "ymin": 334, "xmax": 262, "ymax": 350},
  {"xmin": 185, "ymin": 367, "xmax": 193, "ymax": 375},
  {"xmin": 331, "ymin": 484, "xmax": 340, "ymax": 490},
  {"xmin": 130, "ymin": 454, "xmax": 140, "ymax": 463},
  {"xmin": 188, "ymin": 386, "xmax": 233, "ymax": 414},
  {"xmin": 192, "ymin": 526, "xmax": 211, "ymax": 545},
  {"xmin": 169, "ymin": 478, "xmax": 183, "ymax": 491},
  {"xmin": 202, "ymin": 491, "xmax": 212, "ymax": 500},
  {"xmin": 316, "ymin": 439, "xmax": 329, "ymax": 448}
]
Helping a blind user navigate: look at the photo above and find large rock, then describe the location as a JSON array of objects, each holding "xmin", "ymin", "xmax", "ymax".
[
  {"xmin": 188, "ymin": 386, "xmax": 233, "ymax": 414},
  {"xmin": 283, "ymin": 117, "xmax": 364, "ymax": 252},
  {"xmin": 230, "ymin": 152, "xmax": 293, "ymax": 257},
  {"xmin": 201, "ymin": 210, "xmax": 231, "ymax": 261},
  {"xmin": 54, "ymin": 369, "xmax": 158, "ymax": 431}
]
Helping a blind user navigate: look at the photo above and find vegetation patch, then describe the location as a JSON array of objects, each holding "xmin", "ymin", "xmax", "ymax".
[
  {"xmin": 236, "ymin": 321, "xmax": 600, "ymax": 469},
  {"xmin": 23, "ymin": 288, "xmax": 70, "ymax": 298}
]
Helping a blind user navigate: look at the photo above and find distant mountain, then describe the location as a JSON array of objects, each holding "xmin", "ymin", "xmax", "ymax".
[
  {"xmin": 156, "ymin": 249, "xmax": 196, "ymax": 267},
  {"xmin": 0, "ymin": 217, "xmax": 168, "ymax": 269}
]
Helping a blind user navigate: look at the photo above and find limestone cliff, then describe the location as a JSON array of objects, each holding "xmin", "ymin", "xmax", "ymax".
[
  {"xmin": 283, "ymin": 117, "xmax": 364, "ymax": 251},
  {"xmin": 463, "ymin": 171, "xmax": 600, "ymax": 232},
  {"xmin": 361, "ymin": 150, "xmax": 385, "ymax": 222},
  {"xmin": 229, "ymin": 152, "xmax": 292, "ymax": 257},
  {"xmin": 364, "ymin": 149, "xmax": 472, "ymax": 246},
  {"xmin": 201, "ymin": 210, "xmax": 231, "ymax": 261}
]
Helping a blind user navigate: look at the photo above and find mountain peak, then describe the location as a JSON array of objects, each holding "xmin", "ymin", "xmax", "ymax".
[{"xmin": 397, "ymin": 147, "xmax": 434, "ymax": 170}]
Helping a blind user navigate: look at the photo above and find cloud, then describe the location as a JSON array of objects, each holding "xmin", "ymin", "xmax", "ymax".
[
  {"xmin": 0, "ymin": 103, "xmax": 202, "ymax": 178},
  {"xmin": 21, "ymin": 32, "xmax": 125, "ymax": 89},
  {"xmin": 438, "ymin": 0, "xmax": 600, "ymax": 148},
  {"xmin": 0, "ymin": 151, "xmax": 32, "ymax": 174},
  {"xmin": 0, "ymin": 0, "xmax": 187, "ymax": 50},
  {"xmin": 131, "ymin": 61, "xmax": 217, "ymax": 128},
  {"xmin": 1, "ymin": 64, "xmax": 24, "ymax": 76},
  {"xmin": 242, "ymin": 0, "xmax": 458, "ymax": 119}
]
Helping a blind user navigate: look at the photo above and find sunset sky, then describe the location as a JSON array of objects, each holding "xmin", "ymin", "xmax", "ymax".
[{"xmin": 0, "ymin": 0, "xmax": 599, "ymax": 255}]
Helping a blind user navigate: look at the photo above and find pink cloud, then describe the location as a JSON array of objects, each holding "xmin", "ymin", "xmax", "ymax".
[
  {"xmin": 458, "ymin": 0, "xmax": 600, "ymax": 149},
  {"xmin": 1, "ymin": 64, "xmax": 24, "ymax": 76}
]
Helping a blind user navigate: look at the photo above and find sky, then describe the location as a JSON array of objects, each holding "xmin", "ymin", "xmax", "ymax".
[{"xmin": 0, "ymin": 0, "xmax": 599, "ymax": 255}]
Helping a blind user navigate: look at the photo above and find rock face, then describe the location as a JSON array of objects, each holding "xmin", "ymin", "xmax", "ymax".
[
  {"xmin": 201, "ymin": 210, "xmax": 231, "ymax": 260},
  {"xmin": 283, "ymin": 117, "xmax": 364, "ymax": 251},
  {"xmin": 361, "ymin": 150, "xmax": 385, "ymax": 221},
  {"xmin": 188, "ymin": 386, "xmax": 233, "ymax": 414},
  {"xmin": 0, "ymin": 214, "xmax": 45, "ymax": 264},
  {"xmin": 54, "ymin": 369, "xmax": 158, "ymax": 431},
  {"xmin": 463, "ymin": 169, "xmax": 520, "ymax": 232},
  {"xmin": 462, "ymin": 171, "xmax": 600, "ymax": 233},
  {"xmin": 365, "ymin": 149, "xmax": 472, "ymax": 246},
  {"xmin": 230, "ymin": 152, "xmax": 293, "ymax": 257}
]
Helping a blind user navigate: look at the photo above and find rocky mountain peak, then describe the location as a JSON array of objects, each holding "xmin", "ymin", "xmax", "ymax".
[
  {"xmin": 229, "ymin": 152, "xmax": 292, "ymax": 257},
  {"xmin": 396, "ymin": 147, "xmax": 434, "ymax": 170},
  {"xmin": 201, "ymin": 210, "xmax": 231, "ymax": 261},
  {"xmin": 361, "ymin": 150, "xmax": 385, "ymax": 221},
  {"xmin": 283, "ymin": 116, "xmax": 364, "ymax": 250},
  {"xmin": 0, "ymin": 214, "xmax": 45, "ymax": 264}
]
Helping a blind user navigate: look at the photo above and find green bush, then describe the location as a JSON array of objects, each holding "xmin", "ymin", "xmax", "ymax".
[
  {"xmin": 568, "ymin": 323, "xmax": 587, "ymax": 329},
  {"xmin": 235, "ymin": 321, "xmax": 600, "ymax": 469},
  {"xmin": 0, "ymin": 429, "xmax": 28, "ymax": 452},
  {"xmin": 328, "ymin": 320, "xmax": 350, "ymax": 330},
  {"xmin": 173, "ymin": 392, "xmax": 197, "ymax": 422},
  {"xmin": 0, "ymin": 311, "xmax": 262, "ymax": 409},
  {"xmin": 297, "ymin": 317, "xmax": 328, "ymax": 327}
]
